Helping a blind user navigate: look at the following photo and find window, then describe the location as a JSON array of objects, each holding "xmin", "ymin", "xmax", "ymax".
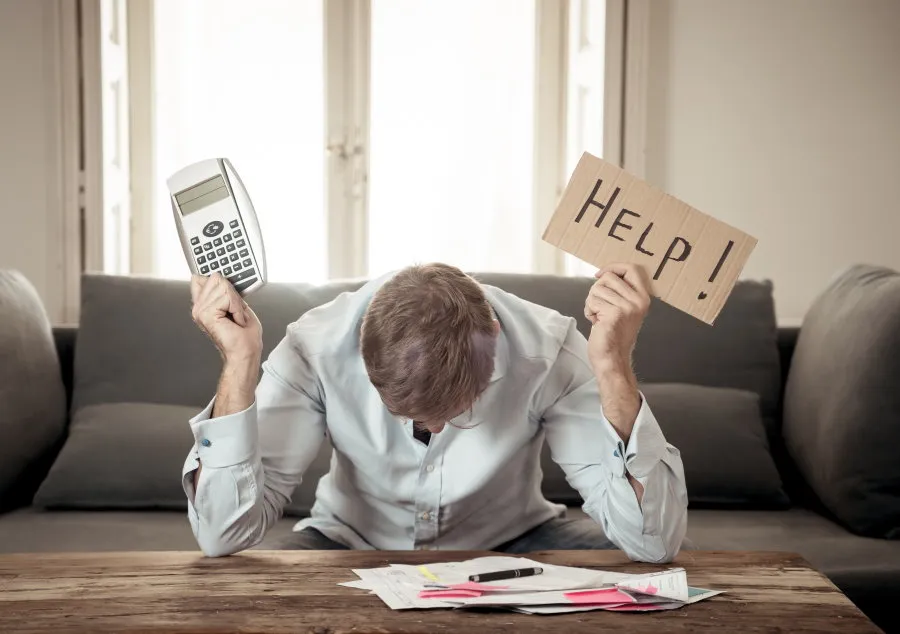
[
  {"xmin": 368, "ymin": 0, "xmax": 535, "ymax": 275},
  {"xmin": 152, "ymin": 0, "xmax": 326, "ymax": 282},
  {"xmin": 121, "ymin": 0, "xmax": 612, "ymax": 283}
]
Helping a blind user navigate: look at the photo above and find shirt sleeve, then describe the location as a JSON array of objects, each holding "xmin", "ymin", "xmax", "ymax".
[
  {"xmin": 181, "ymin": 334, "xmax": 328, "ymax": 557},
  {"xmin": 539, "ymin": 320, "xmax": 689, "ymax": 563}
]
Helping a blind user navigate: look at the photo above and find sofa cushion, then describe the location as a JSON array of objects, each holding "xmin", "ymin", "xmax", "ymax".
[
  {"xmin": 72, "ymin": 274, "xmax": 365, "ymax": 411},
  {"xmin": 783, "ymin": 264, "xmax": 900, "ymax": 539},
  {"xmin": 0, "ymin": 271, "xmax": 67, "ymax": 505},
  {"xmin": 30, "ymin": 397, "xmax": 333, "ymax": 516},
  {"xmin": 34, "ymin": 403, "xmax": 197, "ymax": 510},
  {"xmin": 642, "ymin": 383, "xmax": 788, "ymax": 507},
  {"xmin": 541, "ymin": 383, "xmax": 789, "ymax": 508}
]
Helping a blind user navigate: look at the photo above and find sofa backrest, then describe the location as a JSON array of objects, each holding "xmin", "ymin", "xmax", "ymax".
[{"xmin": 33, "ymin": 272, "xmax": 787, "ymax": 515}]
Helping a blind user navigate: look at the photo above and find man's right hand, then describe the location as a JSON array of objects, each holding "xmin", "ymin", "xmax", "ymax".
[{"xmin": 190, "ymin": 273, "xmax": 263, "ymax": 367}]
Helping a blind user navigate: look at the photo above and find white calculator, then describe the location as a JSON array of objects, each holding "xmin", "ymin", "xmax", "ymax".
[{"xmin": 167, "ymin": 158, "xmax": 267, "ymax": 296}]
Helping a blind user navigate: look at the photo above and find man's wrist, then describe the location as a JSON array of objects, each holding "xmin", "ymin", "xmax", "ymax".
[
  {"xmin": 592, "ymin": 355, "xmax": 637, "ymax": 389},
  {"xmin": 213, "ymin": 359, "xmax": 260, "ymax": 418}
]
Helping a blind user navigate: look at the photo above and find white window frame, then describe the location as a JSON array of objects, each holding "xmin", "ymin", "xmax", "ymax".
[{"xmin": 89, "ymin": 0, "xmax": 629, "ymax": 282}]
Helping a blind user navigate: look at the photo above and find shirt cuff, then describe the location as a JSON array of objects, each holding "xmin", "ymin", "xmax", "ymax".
[
  {"xmin": 601, "ymin": 392, "xmax": 668, "ymax": 479},
  {"xmin": 189, "ymin": 397, "xmax": 259, "ymax": 468}
]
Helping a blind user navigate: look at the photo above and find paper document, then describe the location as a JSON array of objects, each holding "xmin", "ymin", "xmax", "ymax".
[
  {"xmin": 339, "ymin": 556, "xmax": 724, "ymax": 615},
  {"xmin": 616, "ymin": 567, "xmax": 690, "ymax": 602}
]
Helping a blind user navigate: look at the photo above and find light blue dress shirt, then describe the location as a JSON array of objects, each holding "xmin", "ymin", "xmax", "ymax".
[{"xmin": 182, "ymin": 274, "xmax": 688, "ymax": 562}]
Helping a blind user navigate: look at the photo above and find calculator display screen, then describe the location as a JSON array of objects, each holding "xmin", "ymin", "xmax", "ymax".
[{"xmin": 175, "ymin": 175, "xmax": 229, "ymax": 215}]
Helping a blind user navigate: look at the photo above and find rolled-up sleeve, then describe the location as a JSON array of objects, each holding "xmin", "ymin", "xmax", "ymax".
[
  {"xmin": 181, "ymin": 334, "xmax": 328, "ymax": 557},
  {"xmin": 539, "ymin": 321, "xmax": 688, "ymax": 563}
]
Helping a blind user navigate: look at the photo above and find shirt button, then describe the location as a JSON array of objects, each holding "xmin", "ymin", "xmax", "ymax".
[
  {"xmin": 426, "ymin": 464, "xmax": 435, "ymax": 473},
  {"xmin": 420, "ymin": 511, "xmax": 430, "ymax": 521},
  {"xmin": 201, "ymin": 439, "xmax": 211, "ymax": 447}
]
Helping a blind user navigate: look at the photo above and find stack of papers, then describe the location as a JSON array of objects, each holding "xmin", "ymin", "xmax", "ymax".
[{"xmin": 339, "ymin": 556, "xmax": 723, "ymax": 614}]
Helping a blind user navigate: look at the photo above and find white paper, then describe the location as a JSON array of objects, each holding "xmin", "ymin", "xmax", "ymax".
[
  {"xmin": 337, "ymin": 580, "xmax": 375, "ymax": 590},
  {"xmin": 341, "ymin": 557, "xmax": 723, "ymax": 614},
  {"xmin": 686, "ymin": 587, "xmax": 725, "ymax": 604},
  {"xmin": 391, "ymin": 556, "xmax": 624, "ymax": 592},
  {"xmin": 514, "ymin": 604, "xmax": 630, "ymax": 615},
  {"xmin": 353, "ymin": 567, "xmax": 455, "ymax": 610},
  {"xmin": 616, "ymin": 567, "xmax": 690, "ymax": 602}
]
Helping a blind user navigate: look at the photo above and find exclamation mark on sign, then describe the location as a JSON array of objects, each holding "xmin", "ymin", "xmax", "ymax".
[{"xmin": 697, "ymin": 240, "xmax": 735, "ymax": 300}]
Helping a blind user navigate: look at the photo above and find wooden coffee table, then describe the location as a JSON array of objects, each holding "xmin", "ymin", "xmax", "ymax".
[{"xmin": 0, "ymin": 550, "xmax": 881, "ymax": 633}]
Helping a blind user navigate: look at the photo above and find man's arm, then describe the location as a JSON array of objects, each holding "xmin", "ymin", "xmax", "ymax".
[
  {"xmin": 192, "ymin": 359, "xmax": 260, "ymax": 487},
  {"xmin": 182, "ymin": 340, "xmax": 327, "ymax": 557},
  {"xmin": 183, "ymin": 273, "xmax": 326, "ymax": 557},
  {"xmin": 540, "ymin": 327, "xmax": 688, "ymax": 563},
  {"xmin": 594, "ymin": 370, "xmax": 646, "ymax": 504}
]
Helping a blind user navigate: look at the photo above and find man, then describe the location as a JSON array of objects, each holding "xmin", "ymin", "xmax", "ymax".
[{"xmin": 183, "ymin": 262, "xmax": 687, "ymax": 562}]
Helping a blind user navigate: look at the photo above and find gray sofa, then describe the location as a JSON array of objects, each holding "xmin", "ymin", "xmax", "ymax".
[{"xmin": 1, "ymin": 267, "xmax": 898, "ymax": 632}]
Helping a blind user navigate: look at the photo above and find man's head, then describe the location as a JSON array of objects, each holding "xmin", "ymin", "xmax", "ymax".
[{"xmin": 360, "ymin": 263, "xmax": 498, "ymax": 433}]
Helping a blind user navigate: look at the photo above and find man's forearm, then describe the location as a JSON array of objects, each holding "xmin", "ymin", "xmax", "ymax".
[
  {"xmin": 595, "ymin": 363, "xmax": 640, "ymax": 441},
  {"xmin": 195, "ymin": 359, "xmax": 260, "ymax": 487},
  {"xmin": 595, "ymin": 364, "xmax": 645, "ymax": 504}
]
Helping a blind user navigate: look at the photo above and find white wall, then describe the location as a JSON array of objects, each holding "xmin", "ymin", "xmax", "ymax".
[
  {"xmin": 644, "ymin": 0, "xmax": 900, "ymax": 323},
  {"xmin": 0, "ymin": 0, "xmax": 67, "ymax": 322}
]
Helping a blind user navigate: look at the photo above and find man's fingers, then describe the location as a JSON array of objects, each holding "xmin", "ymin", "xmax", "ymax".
[
  {"xmin": 197, "ymin": 274, "xmax": 246, "ymax": 327},
  {"xmin": 596, "ymin": 263, "xmax": 652, "ymax": 298},
  {"xmin": 586, "ymin": 285, "xmax": 629, "ymax": 315},
  {"xmin": 196, "ymin": 273, "xmax": 224, "ymax": 307},
  {"xmin": 190, "ymin": 275, "xmax": 206, "ymax": 305},
  {"xmin": 593, "ymin": 273, "xmax": 641, "ymax": 307}
]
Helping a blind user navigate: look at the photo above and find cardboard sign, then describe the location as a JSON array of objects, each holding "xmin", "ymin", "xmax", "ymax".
[{"xmin": 542, "ymin": 152, "xmax": 757, "ymax": 324}]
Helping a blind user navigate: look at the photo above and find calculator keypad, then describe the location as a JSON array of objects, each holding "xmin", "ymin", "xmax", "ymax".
[{"xmin": 192, "ymin": 221, "xmax": 258, "ymax": 291}]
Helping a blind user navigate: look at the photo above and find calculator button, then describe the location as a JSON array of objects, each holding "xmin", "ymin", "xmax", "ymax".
[
  {"xmin": 239, "ymin": 248, "xmax": 249, "ymax": 257},
  {"xmin": 229, "ymin": 253, "xmax": 239, "ymax": 262},
  {"xmin": 236, "ymin": 239, "xmax": 246, "ymax": 248},
  {"xmin": 213, "ymin": 238, "xmax": 222, "ymax": 247},
  {"xmin": 223, "ymin": 266, "xmax": 233, "ymax": 275},
  {"xmin": 233, "ymin": 263, "xmax": 242, "ymax": 272},
  {"xmin": 229, "ymin": 219, "xmax": 239, "ymax": 229},
  {"xmin": 223, "ymin": 234, "xmax": 232, "ymax": 242},
  {"xmin": 232, "ymin": 277, "xmax": 257, "ymax": 294},
  {"xmin": 193, "ymin": 246, "xmax": 203, "ymax": 255},
  {"xmin": 216, "ymin": 248, "xmax": 225, "ymax": 256},
  {"xmin": 203, "ymin": 243, "xmax": 213, "ymax": 251},
  {"xmin": 210, "ymin": 261, "xmax": 219, "ymax": 270},
  {"xmin": 242, "ymin": 258, "xmax": 252, "ymax": 267},
  {"xmin": 202, "ymin": 221, "xmax": 224, "ymax": 238},
  {"xmin": 228, "ymin": 267, "xmax": 256, "ymax": 288},
  {"xmin": 197, "ymin": 255, "xmax": 207, "ymax": 264},
  {"xmin": 233, "ymin": 229, "xmax": 242, "ymax": 238},
  {"xmin": 190, "ymin": 237, "xmax": 200, "ymax": 245},
  {"xmin": 219, "ymin": 257, "xmax": 228, "ymax": 266},
  {"xmin": 200, "ymin": 265, "xmax": 210, "ymax": 274},
  {"xmin": 226, "ymin": 244, "xmax": 236, "ymax": 252}
]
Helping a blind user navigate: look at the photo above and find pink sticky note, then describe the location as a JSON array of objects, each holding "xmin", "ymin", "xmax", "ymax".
[
  {"xmin": 418, "ymin": 589, "xmax": 483, "ymax": 599},
  {"xmin": 564, "ymin": 588, "xmax": 636, "ymax": 605}
]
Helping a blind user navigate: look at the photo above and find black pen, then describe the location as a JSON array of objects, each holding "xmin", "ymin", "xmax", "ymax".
[{"xmin": 468, "ymin": 567, "xmax": 544, "ymax": 583}]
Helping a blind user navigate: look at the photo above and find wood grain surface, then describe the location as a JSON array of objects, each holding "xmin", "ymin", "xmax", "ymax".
[{"xmin": 0, "ymin": 550, "xmax": 882, "ymax": 633}]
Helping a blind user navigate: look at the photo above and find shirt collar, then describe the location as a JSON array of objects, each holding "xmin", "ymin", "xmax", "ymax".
[{"xmin": 489, "ymin": 322, "xmax": 508, "ymax": 383}]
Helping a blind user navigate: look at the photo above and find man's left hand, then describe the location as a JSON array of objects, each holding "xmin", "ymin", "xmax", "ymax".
[{"xmin": 584, "ymin": 262, "xmax": 652, "ymax": 377}]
